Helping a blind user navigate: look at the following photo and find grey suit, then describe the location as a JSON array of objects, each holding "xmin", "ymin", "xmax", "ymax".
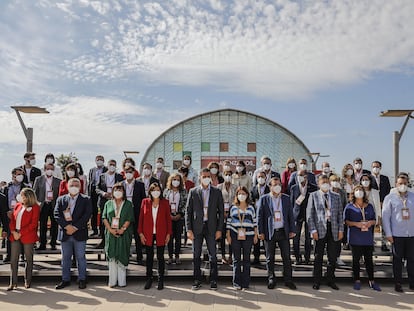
[
  {"xmin": 33, "ymin": 175, "xmax": 62, "ymax": 248},
  {"xmin": 185, "ymin": 185, "xmax": 224, "ymax": 282},
  {"xmin": 307, "ymin": 190, "xmax": 344, "ymax": 284}
]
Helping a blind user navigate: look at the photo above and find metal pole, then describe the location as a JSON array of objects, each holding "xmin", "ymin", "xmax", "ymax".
[
  {"xmin": 393, "ymin": 130, "xmax": 399, "ymax": 181},
  {"xmin": 27, "ymin": 127, "xmax": 33, "ymax": 152}
]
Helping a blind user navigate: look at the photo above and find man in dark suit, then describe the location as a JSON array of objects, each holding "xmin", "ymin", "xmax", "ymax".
[
  {"xmin": 0, "ymin": 192, "xmax": 8, "ymax": 247},
  {"xmin": 33, "ymin": 163, "xmax": 62, "ymax": 250},
  {"xmin": 290, "ymin": 170, "xmax": 318, "ymax": 264},
  {"xmin": 54, "ymin": 178, "xmax": 92, "ymax": 289},
  {"xmin": 353, "ymin": 157, "xmax": 378, "ymax": 190},
  {"xmin": 257, "ymin": 177, "xmax": 297, "ymax": 290},
  {"xmin": 88, "ymin": 155, "xmax": 107, "ymax": 236},
  {"xmin": 20, "ymin": 152, "xmax": 41, "ymax": 188},
  {"xmin": 186, "ymin": 168, "xmax": 224, "ymax": 290},
  {"xmin": 371, "ymin": 160, "xmax": 392, "ymax": 251},
  {"xmin": 153, "ymin": 157, "xmax": 170, "ymax": 191},
  {"xmin": 138, "ymin": 162, "xmax": 160, "ymax": 197},
  {"xmin": 287, "ymin": 158, "xmax": 316, "ymax": 194},
  {"xmin": 96, "ymin": 159, "xmax": 124, "ymax": 247},
  {"xmin": 123, "ymin": 165, "xmax": 146, "ymax": 263},
  {"xmin": 307, "ymin": 174, "xmax": 344, "ymax": 290}
]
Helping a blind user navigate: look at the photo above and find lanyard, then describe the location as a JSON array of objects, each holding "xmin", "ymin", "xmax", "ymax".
[{"xmin": 237, "ymin": 207, "xmax": 246, "ymax": 228}]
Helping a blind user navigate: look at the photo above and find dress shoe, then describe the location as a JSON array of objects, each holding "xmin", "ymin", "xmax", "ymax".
[
  {"xmin": 395, "ymin": 283, "xmax": 404, "ymax": 293},
  {"xmin": 144, "ymin": 278, "xmax": 153, "ymax": 290},
  {"xmin": 55, "ymin": 281, "xmax": 71, "ymax": 290},
  {"xmin": 312, "ymin": 283, "xmax": 320, "ymax": 290},
  {"xmin": 51, "ymin": 245, "xmax": 57, "ymax": 251},
  {"xmin": 36, "ymin": 245, "xmax": 46, "ymax": 251},
  {"xmin": 342, "ymin": 243, "xmax": 350, "ymax": 250},
  {"xmin": 285, "ymin": 282, "xmax": 297, "ymax": 290},
  {"xmin": 7, "ymin": 284, "xmax": 17, "ymax": 291},
  {"xmin": 252, "ymin": 258, "xmax": 260, "ymax": 265},
  {"xmin": 409, "ymin": 284, "xmax": 414, "ymax": 290},
  {"xmin": 157, "ymin": 277, "xmax": 164, "ymax": 290},
  {"xmin": 192, "ymin": 280, "xmax": 202, "ymax": 290},
  {"xmin": 24, "ymin": 281, "xmax": 31, "ymax": 289},
  {"xmin": 295, "ymin": 256, "xmax": 302, "ymax": 265},
  {"xmin": 210, "ymin": 281, "xmax": 218, "ymax": 290},
  {"xmin": 327, "ymin": 282, "xmax": 339, "ymax": 290},
  {"xmin": 78, "ymin": 280, "xmax": 87, "ymax": 289},
  {"xmin": 381, "ymin": 244, "xmax": 390, "ymax": 252},
  {"xmin": 267, "ymin": 280, "xmax": 275, "ymax": 289}
]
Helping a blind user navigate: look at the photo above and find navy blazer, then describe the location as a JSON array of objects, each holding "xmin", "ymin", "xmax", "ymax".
[
  {"xmin": 287, "ymin": 171, "xmax": 316, "ymax": 194},
  {"xmin": 21, "ymin": 165, "xmax": 42, "ymax": 187},
  {"xmin": 122, "ymin": 179, "xmax": 146, "ymax": 218},
  {"xmin": 290, "ymin": 182, "xmax": 318, "ymax": 221},
  {"xmin": 96, "ymin": 173, "xmax": 124, "ymax": 209},
  {"xmin": 257, "ymin": 193, "xmax": 295, "ymax": 241},
  {"xmin": 372, "ymin": 174, "xmax": 391, "ymax": 203},
  {"xmin": 54, "ymin": 194, "xmax": 92, "ymax": 242}
]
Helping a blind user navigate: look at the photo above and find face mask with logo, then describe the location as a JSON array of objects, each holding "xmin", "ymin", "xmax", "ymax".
[
  {"xmin": 320, "ymin": 183, "xmax": 330, "ymax": 192},
  {"xmin": 15, "ymin": 175, "xmax": 24, "ymax": 183},
  {"xmin": 172, "ymin": 180, "xmax": 180, "ymax": 188},
  {"xmin": 66, "ymin": 170, "xmax": 75, "ymax": 178},
  {"xmin": 361, "ymin": 180, "xmax": 370, "ymax": 188},
  {"xmin": 113, "ymin": 190, "xmax": 123, "ymax": 199},
  {"xmin": 272, "ymin": 185, "xmax": 282, "ymax": 194},
  {"xmin": 210, "ymin": 168, "xmax": 218, "ymax": 175},
  {"xmin": 257, "ymin": 177, "xmax": 266, "ymax": 185},
  {"xmin": 68, "ymin": 186, "xmax": 80, "ymax": 196},
  {"xmin": 354, "ymin": 190, "xmax": 364, "ymax": 199},
  {"xmin": 237, "ymin": 194, "xmax": 247, "ymax": 202},
  {"xmin": 201, "ymin": 177, "xmax": 211, "ymax": 186},
  {"xmin": 151, "ymin": 190, "xmax": 161, "ymax": 199}
]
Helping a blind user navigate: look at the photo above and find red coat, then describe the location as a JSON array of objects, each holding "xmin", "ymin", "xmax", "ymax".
[
  {"xmin": 9, "ymin": 203, "xmax": 40, "ymax": 244},
  {"xmin": 138, "ymin": 198, "xmax": 172, "ymax": 246}
]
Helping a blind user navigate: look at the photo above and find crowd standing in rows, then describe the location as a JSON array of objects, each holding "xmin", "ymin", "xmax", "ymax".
[{"xmin": 0, "ymin": 153, "xmax": 413, "ymax": 294}]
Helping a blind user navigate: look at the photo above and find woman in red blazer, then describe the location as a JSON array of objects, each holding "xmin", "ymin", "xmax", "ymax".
[
  {"xmin": 8, "ymin": 188, "xmax": 40, "ymax": 290},
  {"xmin": 138, "ymin": 183, "xmax": 172, "ymax": 290}
]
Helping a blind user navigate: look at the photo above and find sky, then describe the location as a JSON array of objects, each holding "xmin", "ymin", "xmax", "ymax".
[{"xmin": 1, "ymin": 0, "xmax": 414, "ymax": 183}]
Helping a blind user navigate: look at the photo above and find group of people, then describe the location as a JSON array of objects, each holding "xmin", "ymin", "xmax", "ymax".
[{"xmin": 0, "ymin": 152, "xmax": 413, "ymax": 294}]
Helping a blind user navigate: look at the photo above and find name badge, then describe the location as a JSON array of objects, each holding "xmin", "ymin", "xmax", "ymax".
[
  {"xmin": 63, "ymin": 209, "xmax": 72, "ymax": 222},
  {"xmin": 361, "ymin": 221, "xmax": 368, "ymax": 232},
  {"xmin": 274, "ymin": 211, "xmax": 282, "ymax": 222},
  {"xmin": 237, "ymin": 228, "xmax": 246, "ymax": 240},
  {"xmin": 326, "ymin": 209, "xmax": 331, "ymax": 220},
  {"xmin": 47, "ymin": 190, "xmax": 54, "ymax": 201},
  {"xmin": 402, "ymin": 208, "xmax": 410, "ymax": 220},
  {"xmin": 295, "ymin": 194, "xmax": 305, "ymax": 205},
  {"xmin": 171, "ymin": 203, "xmax": 177, "ymax": 214},
  {"xmin": 11, "ymin": 200, "xmax": 16, "ymax": 209},
  {"xmin": 224, "ymin": 203, "xmax": 230, "ymax": 212},
  {"xmin": 111, "ymin": 217, "xmax": 120, "ymax": 229}
]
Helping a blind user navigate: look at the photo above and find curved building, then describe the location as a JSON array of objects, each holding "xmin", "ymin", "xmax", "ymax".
[{"xmin": 140, "ymin": 109, "xmax": 312, "ymax": 175}]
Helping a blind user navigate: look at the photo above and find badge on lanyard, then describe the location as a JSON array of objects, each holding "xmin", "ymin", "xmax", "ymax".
[
  {"xmin": 237, "ymin": 228, "xmax": 246, "ymax": 240},
  {"xmin": 63, "ymin": 208, "xmax": 72, "ymax": 222},
  {"xmin": 402, "ymin": 208, "xmax": 410, "ymax": 220},
  {"xmin": 274, "ymin": 210, "xmax": 282, "ymax": 222},
  {"xmin": 47, "ymin": 190, "xmax": 54, "ymax": 201},
  {"xmin": 325, "ymin": 209, "xmax": 331, "ymax": 219},
  {"xmin": 170, "ymin": 203, "xmax": 177, "ymax": 214},
  {"xmin": 295, "ymin": 194, "xmax": 305, "ymax": 205},
  {"xmin": 111, "ymin": 217, "xmax": 120, "ymax": 229},
  {"xmin": 224, "ymin": 202, "xmax": 230, "ymax": 212},
  {"xmin": 361, "ymin": 221, "xmax": 368, "ymax": 232}
]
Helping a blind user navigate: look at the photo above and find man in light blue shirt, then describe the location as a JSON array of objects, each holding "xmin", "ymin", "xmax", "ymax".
[{"xmin": 382, "ymin": 173, "xmax": 414, "ymax": 293}]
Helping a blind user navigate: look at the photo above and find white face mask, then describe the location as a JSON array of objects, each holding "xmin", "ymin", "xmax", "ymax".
[
  {"xmin": 16, "ymin": 194, "xmax": 23, "ymax": 203},
  {"xmin": 66, "ymin": 170, "xmax": 75, "ymax": 178},
  {"xmin": 237, "ymin": 194, "xmax": 247, "ymax": 202},
  {"xmin": 172, "ymin": 180, "xmax": 180, "ymax": 188},
  {"xmin": 272, "ymin": 185, "xmax": 282, "ymax": 194},
  {"xmin": 113, "ymin": 190, "xmax": 123, "ymax": 199},
  {"xmin": 330, "ymin": 181, "xmax": 341, "ymax": 189},
  {"xmin": 288, "ymin": 163, "xmax": 295, "ymax": 169},
  {"xmin": 236, "ymin": 166, "xmax": 244, "ymax": 173},
  {"xmin": 96, "ymin": 160, "xmax": 104, "ymax": 167},
  {"xmin": 156, "ymin": 162, "xmax": 163, "ymax": 170},
  {"xmin": 143, "ymin": 168, "xmax": 151, "ymax": 176},
  {"xmin": 68, "ymin": 186, "xmax": 80, "ymax": 196},
  {"xmin": 361, "ymin": 180, "xmax": 370, "ymax": 188},
  {"xmin": 257, "ymin": 177, "xmax": 266, "ymax": 185},
  {"xmin": 323, "ymin": 167, "xmax": 331, "ymax": 174},
  {"xmin": 354, "ymin": 190, "xmax": 364, "ymax": 199},
  {"xmin": 15, "ymin": 175, "xmax": 24, "ymax": 183},
  {"xmin": 297, "ymin": 175, "xmax": 306, "ymax": 184},
  {"xmin": 151, "ymin": 190, "xmax": 161, "ymax": 199},
  {"xmin": 320, "ymin": 183, "xmax": 330, "ymax": 192},
  {"xmin": 46, "ymin": 158, "xmax": 54, "ymax": 165},
  {"xmin": 263, "ymin": 164, "xmax": 271, "ymax": 171},
  {"xmin": 346, "ymin": 169, "xmax": 354, "ymax": 176},
  {"xmin": 108, "ymin": 165, "xmax": 116, "ymax": 173},
  {"xmin": 299, "ymin": 163, "xmax": 307, "ymax": 170},
  {"xmin": 398, "ymin": 184, "xmax": 408, "ymax": 193},
  {"xmin": 210, "ymin": 168, "xmax": 218, "ymax": 175},
  {"xmin": 372, "ymin": 167, "xmax": 380, "ymax": 174},
  {"xmin": 46, "ymin": 169, "xmax": 54, "ymax": 177},
  {"xmin": 30, "ymin": 159, "xmax": 36, "ymax": 166},
  {"xmin": 125, "ymin": 172, "xmax": 134, "ymax": 180},
  {"xmin": 224, "ymin": 175, "xmax": 232, "ymax": 183},
  {"xmin": 223, "ymin": 165, "xmax": 231, "ymax": 172},
  {"xmin": 183, "ymin": 159, "xmax": 191, "ymax": 166},
  {"xmin": 201, "ymin": 177, "xmax": 211, "ymax": 186},
  {"xmin": 354, "ymin": 163, "xmax": 362, "ymax": 170}
]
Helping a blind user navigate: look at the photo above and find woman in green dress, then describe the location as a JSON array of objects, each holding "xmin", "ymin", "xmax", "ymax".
[{"xmin": 102, "ymin": 182, "xmax": 134, "ymax": 287}]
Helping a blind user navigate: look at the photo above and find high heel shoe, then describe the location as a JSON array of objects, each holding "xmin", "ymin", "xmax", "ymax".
[{"xmin": 7, "ymin": 284, "xmax": 17, "ymax": 291}]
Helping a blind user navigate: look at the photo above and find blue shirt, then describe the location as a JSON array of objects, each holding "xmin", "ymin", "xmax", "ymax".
[
  {"xmin": 382, "ymin": 191, "xmax": 414, "ymax": 237},
  {"xmin": 226, "ymin": 205, "xmax": 256, "ymax": 236},
  {"xmin": 344, "ymin": 203, "xmax": 375, "ymax": 246},
  {"xmin": 271, "ymin": 195, "xmax": 284, "ymax": 229}
]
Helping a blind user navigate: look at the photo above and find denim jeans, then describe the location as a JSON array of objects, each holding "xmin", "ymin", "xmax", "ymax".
[
  {"xmin": 231, "ymin": 231, "xmax": 253, "ymax": 288},
  {"xmin": 61, "ymin": 236, "xmax": 87, "ymax": 281}
]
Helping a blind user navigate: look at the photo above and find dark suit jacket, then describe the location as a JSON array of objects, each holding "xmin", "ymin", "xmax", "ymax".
[
  {"xmin": 257, "ymin": 193, "xmax": 295, "ymax": 241},
  {"xmin": 138, "ymin": 176, "xmax": 160, "ymax": 196},
  {"xmin": 287, "ymin": 171, "xmax": 316, "ymax": 194},
  {"xmin": 21, "ymin": 165, "xmax": 41, "ymax": 187},
  {"xmin": 290, "ymin": 182, "xmax": 318, "ymax": 221},
  {"xmin": 185, "ymin": 185, "xmax": 224, "ymax": 236},
  {"xmin": 0, "ymin": 193, "xmax": 8, "ymax": 233},
  {"xmin": 54, "ymin": 194, "xmax": 92, "ymax": 241},
  {"xmin": 250, "ymin": 184, "xmax": 270, "ymax": 206},
  {"xmin": 33, "ymin": 175, "xmax": 61, "ymax": 206},
  {"xmin": 153, "ymin": 170, "xmax": 170, "ymax": 190},
  {"xmin": 96, "ymin": 173, "xmax": 124, "ymax": 209},
  {"xmin": 372, "ymin": 174, "xmax": 391, "ymax": 203},
  {"xmin": 122, "ymin": 179, "xmax": 146, "ymax": 219},
  {"xmin": 88, "ymin": 166, "xmax": 108, "ymax": 196}
]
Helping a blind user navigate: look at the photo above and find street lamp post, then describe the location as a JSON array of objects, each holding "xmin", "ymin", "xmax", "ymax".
[
  {"xmin": 11, "ymin": 106, "xmax": 49, "ymax": 152},
  {"xmin": 380, "ymin": 109, "xmax": 414, "ymax": 180},
  {"xmin": 308, "ymin": 152, "xmax": 330, "ymax": 172}
]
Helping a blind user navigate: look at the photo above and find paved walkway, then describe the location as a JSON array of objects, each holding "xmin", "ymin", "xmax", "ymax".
[{"xmin": 0, "ymin": 279, "xmax": 413, "ymax": 311}]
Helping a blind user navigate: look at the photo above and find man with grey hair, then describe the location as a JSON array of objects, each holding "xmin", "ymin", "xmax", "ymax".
[{"xmin": 252, "ymin": 155, "xmax": 280, "ymax": 186}]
